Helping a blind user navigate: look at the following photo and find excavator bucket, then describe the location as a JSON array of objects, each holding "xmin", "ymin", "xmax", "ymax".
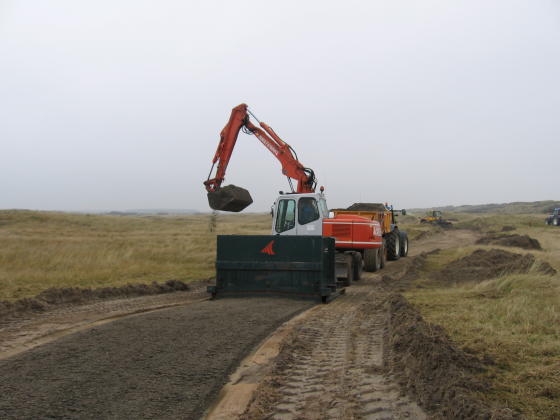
[{"xmin": 207, "ymin": 185, "xmax": 253, "ymax": 212}]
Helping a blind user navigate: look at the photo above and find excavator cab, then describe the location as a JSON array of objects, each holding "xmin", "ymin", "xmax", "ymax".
[
  {"xmin": 207, "ymin": 185, "xmax": 253, "ymax": 212},
  {"xmin": 272, "ymin": 193, "xmax": 328, "ymax": 236}
]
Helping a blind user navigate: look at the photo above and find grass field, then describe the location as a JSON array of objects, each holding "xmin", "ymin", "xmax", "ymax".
[
  {"xmin": 403, "ymin": 212, "xmax": 560, "ymax": 419},
  {"xmin": 0, "ymin": 210, "xmax": 270, "ymax": 301},
  {"xmin": 2, "ymin": 209, "xmax": 558, "ymax": 418}
]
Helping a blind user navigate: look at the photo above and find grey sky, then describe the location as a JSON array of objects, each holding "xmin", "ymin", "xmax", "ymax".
[{"xmin": 1, "ymin": 1, "xmax": 559, "ymax": 212}]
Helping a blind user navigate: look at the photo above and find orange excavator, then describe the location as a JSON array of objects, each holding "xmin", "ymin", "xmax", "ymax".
[
  {"xmin": 203, "ymin": 104, "xmax": 407, "ymax": 301},
  {"xmin": 204, "ymin": 103, "xmax": 316, "ymax": 212}
]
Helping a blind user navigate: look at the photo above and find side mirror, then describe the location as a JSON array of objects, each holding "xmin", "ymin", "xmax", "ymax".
[
  {"xmin": 270, "ymin": 206, "xmax": 274, "ymax": 217},
  {"xmin": 402, "ymin": 209, "xmax": 407, "ymax": 216}
]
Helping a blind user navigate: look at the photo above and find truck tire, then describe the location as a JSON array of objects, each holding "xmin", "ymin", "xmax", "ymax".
[
  {"xmin": 386, "ymin": 231, "xmax": 400, "ymax": 261},
  {"xmin": 363, "ymin": 248, "xmax": 380, "ymax": 272},
  {"xmin": 554, "ymin": 218, "xmax": 559, "ymax": 226},
  {"xmin": 380, "ymin": 239, "xmax": 387, "ymax": 269},
  {"xmin": 352, "ymin": 252, "xmax": 363, "ymax": 280},
  {"xmin": 399, "ymin": 231, "xmax": 409, "ymax": 257}
]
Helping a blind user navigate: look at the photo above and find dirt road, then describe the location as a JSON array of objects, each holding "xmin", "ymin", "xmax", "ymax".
[{"xmin": 242, "ymin": 284, "xmax": 426, "ymax": 419}]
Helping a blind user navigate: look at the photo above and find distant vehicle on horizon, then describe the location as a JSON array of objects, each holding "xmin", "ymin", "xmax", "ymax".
[{"xmin": 545, "ymin": 208, "xmax": 560, "ymax": 226}]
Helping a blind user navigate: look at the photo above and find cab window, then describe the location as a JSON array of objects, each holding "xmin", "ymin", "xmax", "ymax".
[
  {"xmin": 298, "ymin": 197, "xmax": 320, "ymax": 225},
  {"xmin": 275, "ymin": 199, "xmax": 296, "ymax": 233}
]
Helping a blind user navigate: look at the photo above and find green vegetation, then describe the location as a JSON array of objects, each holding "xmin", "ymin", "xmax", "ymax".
[
  {"xmin": 410, "ymin": 200, "xmax": 560, "ymax": 215},
  {"xmin": 0, "ymin": 210, "xmax": 270, "ymax": 301},
  {"xmin": 404, "ymin": 213, "xmax": 560, "ymax": 419}
]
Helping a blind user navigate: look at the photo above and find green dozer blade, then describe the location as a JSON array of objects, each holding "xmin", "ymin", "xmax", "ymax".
[{"xmin": 207, "ymin": 185, "xmax": 253, "ymax": 212}]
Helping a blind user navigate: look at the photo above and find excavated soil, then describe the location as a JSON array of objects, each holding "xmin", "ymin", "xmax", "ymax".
[
  {"xmin": 476, "ymin": 233, "xmax": 542, "ymax": 250},
  {"xmin": 0, "ymin": 297, "xmax": 313, "ymax": 420},
  {"xmin": 0, "ymin": 279, "xmax": 201, "ymax": 320},
  {"xmin": 384, "ymin": 294, "xmax": 520, "ymax": 420},
  {"xmin": 435, "ymin": 249, "xmax": 556, "ymax": 284}
]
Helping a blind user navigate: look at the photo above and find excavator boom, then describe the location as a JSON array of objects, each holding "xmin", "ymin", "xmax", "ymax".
[{"xmin": 204, "ymin": 104, "xmax": 316, "ymax": 212}]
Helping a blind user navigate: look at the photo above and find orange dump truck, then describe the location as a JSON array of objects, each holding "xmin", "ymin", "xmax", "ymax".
[{"xmin": 332, "ymin": 203, "xmax": 408, "ymax": 271}]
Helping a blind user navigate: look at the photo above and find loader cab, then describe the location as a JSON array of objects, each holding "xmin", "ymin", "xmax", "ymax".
[{"xmin": 272, "ymin": 193, "xmax": 329, "ymax": 236}]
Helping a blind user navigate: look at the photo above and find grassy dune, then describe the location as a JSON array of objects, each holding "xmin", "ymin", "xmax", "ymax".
[
  {"xmin": 404, "ymin": 213, "xmax": 560, "ymax": 419},
  {"xmin": 0, "ymin": 210, "xmax": 270, "ymax": 301}
]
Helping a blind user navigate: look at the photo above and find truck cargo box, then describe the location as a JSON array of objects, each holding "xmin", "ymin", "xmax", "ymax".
[{"xmin": 208, "ymin": 235, "xmax": 343, "ymax": 302}]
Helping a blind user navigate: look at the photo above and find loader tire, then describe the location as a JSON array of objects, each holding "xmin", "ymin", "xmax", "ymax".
[
  {"xmin": 352, "ymin": 252, "xmax": 363, "ymax": 280},
  {"xmin": 554, "ymin": 218, "xmax": 559, "ymax": 227},
  {"xmin": 399, "ymin": 231, "xmax": 409, "ymax": 257},
  {"xmin": 363, "ymin": 248, "xmax": 381, "ymax": 272},
  {"xmin": 386, "ymin": 231, "xmax": 400, "ymax": 261}
]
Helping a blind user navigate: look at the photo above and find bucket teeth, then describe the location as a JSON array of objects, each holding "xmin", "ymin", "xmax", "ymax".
[{"xmin": 207, "ymin": 185, "xmax": 253, "ymax": 212}]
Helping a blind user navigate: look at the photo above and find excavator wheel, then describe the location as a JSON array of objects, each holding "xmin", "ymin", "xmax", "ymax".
[
  {"xmin": 207, "ymin": 185, "xmax": 253, "ymax": 212},
  {"xmin": 363, "ymin": 248, "xmax": 380, "ymax": 272},
  {"xmin": 352, "ymin": 252, "xmax": 363, "ymax": 280}
]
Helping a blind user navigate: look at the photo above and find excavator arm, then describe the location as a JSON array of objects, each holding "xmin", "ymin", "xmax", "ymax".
[{"xmin": 204, "ymin": 103, "xmax": 316, "ymax": 212}]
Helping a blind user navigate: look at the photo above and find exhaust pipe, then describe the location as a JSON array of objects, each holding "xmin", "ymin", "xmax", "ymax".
[{"xmin": 207, "ymin": 185, "xmax": 253, "ymax": 212}]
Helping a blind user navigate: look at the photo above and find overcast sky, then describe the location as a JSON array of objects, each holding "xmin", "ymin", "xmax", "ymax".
[{"xmin": 1, "ymin": 1, "xmax": 559, "ymax": 212}]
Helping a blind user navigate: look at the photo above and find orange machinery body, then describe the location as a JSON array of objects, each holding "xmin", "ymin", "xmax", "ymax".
[
  {"xmin": 332, "ymin": 209, "xmax": 392, "ymax": 235},
  {"xmin": 323, "ymin": 214, "xmax": 383, "ymax": 250}
]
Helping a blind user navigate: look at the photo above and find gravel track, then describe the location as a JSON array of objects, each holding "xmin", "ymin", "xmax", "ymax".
[{"xmin": 0, "ymin": 297, "xmax": 313, "ymax": 420}]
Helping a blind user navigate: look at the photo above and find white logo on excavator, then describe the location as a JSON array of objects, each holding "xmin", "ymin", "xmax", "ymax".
[{"xmin": 256, "ymin": 134, "xmax": 280, "ymax": 156}]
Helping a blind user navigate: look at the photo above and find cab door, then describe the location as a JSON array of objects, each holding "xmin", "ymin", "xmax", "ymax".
[
  {"xmin": 296, "ymin": 197, "xmax": 323, "ymax": 236},
  {"xmin": 273, "ymin": 198, "xmax": 297, "ymax": 235}
]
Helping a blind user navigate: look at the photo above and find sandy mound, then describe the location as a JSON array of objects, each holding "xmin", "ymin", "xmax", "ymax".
[
  {"xmin": 0, "ymin": 280, "xmax": 191, "ymax": 319},
  {"xmin": 436, "ymin": 249, "xmax": 556, "ymax": 284},
  {"xmin": 476, "ymin": 233, "xmax": 541, "ymax": 250},
  {"xmin": 384, "ymin": 294, "xmax": 520, "ymax": 420}
]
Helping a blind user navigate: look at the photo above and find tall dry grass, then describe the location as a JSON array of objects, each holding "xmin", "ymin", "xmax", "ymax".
[
  {"xmin": 0, "ymin": 210, "xmax": 270, "ymax": 301},
  {"xmin": 404, "ymin": 213, "xmax": 560, "ymax": 419}
]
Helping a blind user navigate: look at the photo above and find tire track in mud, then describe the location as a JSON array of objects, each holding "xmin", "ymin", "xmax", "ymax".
[{"xmin": 244, "ymin": 285, "xmax": 426, "ymax": 420}]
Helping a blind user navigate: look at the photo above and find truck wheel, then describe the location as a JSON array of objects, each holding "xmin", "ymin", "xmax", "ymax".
[
  {"xmin": 363, "ymin": 248, "xmax": 380, "ymax": 272},
  {"xmin": 554, "ymin": 218, "xmax": 559, "ymax": 226},
  {"xmin": 352, "ymin": 252, "xmax": 363, "ymax": 280},
  {"xmin": 380, "ymin": 240, "xmax": 387, "ymax": 268},
  {"xmin": 399, "ymin": 231, "xmax": 409, "ymax": 257},
  {"xmin": 386, "ymin": 231, "xmax": 401, "ymax": 261},
  {"xmin": 342, "ymin": 253, "xmax": 354, "ymax": 286}
]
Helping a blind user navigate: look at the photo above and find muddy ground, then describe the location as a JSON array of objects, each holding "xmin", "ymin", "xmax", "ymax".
[{"xmin": 0, "ymin": 297, "xmax": 313, "ymax": 419}]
